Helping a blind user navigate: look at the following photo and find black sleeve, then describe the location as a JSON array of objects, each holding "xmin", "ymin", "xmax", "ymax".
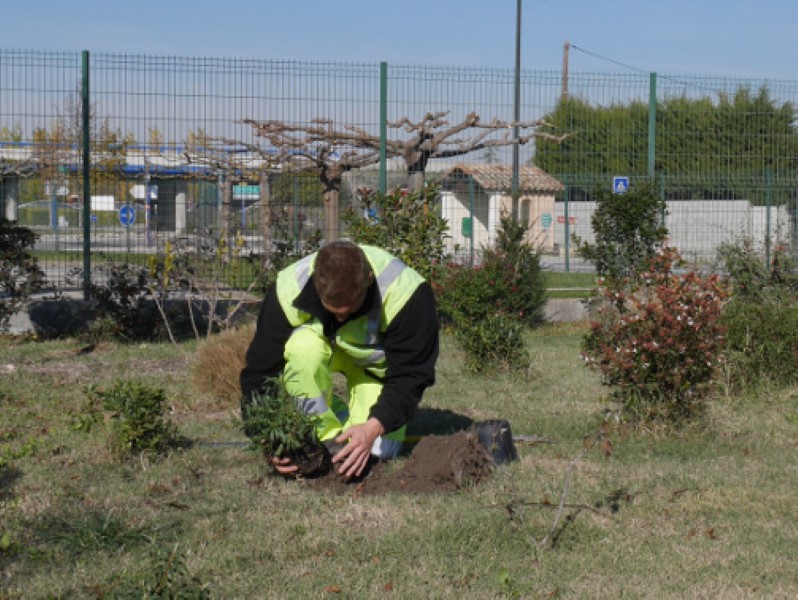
[
  {"xmin": 239, "ymin": 284, "xmax": 293, "ymax": 406},
  {"xmin": 368, "ymin": 281, "xmax": 439, "ymax": 433}
]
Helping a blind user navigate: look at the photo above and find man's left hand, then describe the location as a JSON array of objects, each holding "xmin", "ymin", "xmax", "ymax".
[{"xmin": 332, "ymin": 418, "xmax": 384, "ymax": 478}]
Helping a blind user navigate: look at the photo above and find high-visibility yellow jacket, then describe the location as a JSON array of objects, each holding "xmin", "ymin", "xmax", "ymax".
[{"xmin": 241, "ymin": 245, "xmax": 439, "ymax": 435}]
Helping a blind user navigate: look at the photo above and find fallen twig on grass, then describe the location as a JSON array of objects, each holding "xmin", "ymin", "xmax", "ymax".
[{"xmin": 537, "ymin": 424, "xmax": 612, "ymax": 549}]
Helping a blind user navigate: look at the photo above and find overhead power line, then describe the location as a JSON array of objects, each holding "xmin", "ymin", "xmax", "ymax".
[{"xmin": 569, "ymin": 44, "xmax": 649, "ymax": 74}]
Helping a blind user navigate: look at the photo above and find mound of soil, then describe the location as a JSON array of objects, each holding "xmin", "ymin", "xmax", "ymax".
[{"xmin": 305, "ymin": 431, "xmax": 495, "ymax": 495}]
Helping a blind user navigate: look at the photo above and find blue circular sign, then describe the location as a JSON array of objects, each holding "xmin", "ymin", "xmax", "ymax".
[{"xmin": 119, "ymin": 205, "xmax": 136, "ymax": 227}]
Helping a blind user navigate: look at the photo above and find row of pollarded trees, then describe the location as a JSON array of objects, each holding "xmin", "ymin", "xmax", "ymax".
[{"xmin": 225, "ymin": 111, "xmax": 567, "ymax": 242}]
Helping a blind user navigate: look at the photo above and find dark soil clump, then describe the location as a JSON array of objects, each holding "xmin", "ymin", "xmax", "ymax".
[{"xmin": 305, "ymin": 431, "xmax": 495, "ymax": 495}]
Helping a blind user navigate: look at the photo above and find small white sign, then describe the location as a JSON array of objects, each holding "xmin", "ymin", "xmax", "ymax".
[
  {"xmin": 129, "ymin": 185, "xmax": 158, "ymax": 200},
  {"xmin": 91, "ymin": 195, "xmax": 115, "ymax": 211},
  {"xmin": 130, "ymin": 184, "xmax": 146, "ymax": 200}
]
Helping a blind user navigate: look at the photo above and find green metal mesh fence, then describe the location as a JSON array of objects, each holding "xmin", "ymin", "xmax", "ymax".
[{"xmin": 1, "ymin": 49, "xmax": 797, "ymax": 292}]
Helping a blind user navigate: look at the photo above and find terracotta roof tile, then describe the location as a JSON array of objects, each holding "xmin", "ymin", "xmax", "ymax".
[{"xmin": 439, "ymin": 163, "xmax": 563, "ymax": 193}]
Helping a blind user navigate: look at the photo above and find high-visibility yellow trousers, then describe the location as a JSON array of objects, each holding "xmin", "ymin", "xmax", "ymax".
[{"xmin": 282, "ymin": 325, "xmax": 404, "ymax": 457}]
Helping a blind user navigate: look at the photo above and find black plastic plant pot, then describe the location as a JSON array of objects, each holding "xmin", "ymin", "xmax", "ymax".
[{"xmin": 475, "ymin": 419, "xmax": 518, "ymax": 465}]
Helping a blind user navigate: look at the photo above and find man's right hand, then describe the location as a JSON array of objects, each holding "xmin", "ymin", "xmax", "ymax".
[{"xmin": 268, "ymin": 456, "xmax": 299, "ymax": 476}]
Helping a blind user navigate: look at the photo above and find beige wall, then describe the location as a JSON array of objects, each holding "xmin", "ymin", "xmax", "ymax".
[
  {"xmin": 494, "ymin": 193, "xmax": 556, "ymax": 252},
  {"xmin": 441, "ymin": 190, "xmax": 557, "ymax": 258}
]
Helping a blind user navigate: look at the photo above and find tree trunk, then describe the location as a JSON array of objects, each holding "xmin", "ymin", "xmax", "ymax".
[
  {"xmin": 259, "ymin": 172, "xmax": 272, "ymax": 264},
  {"xmin": 323, "ymin": 188, "xmax": 339, "ymax": 243},
  {"xmin": 407, "ymin": 171, "xmax": 425, "ymax": 193}
]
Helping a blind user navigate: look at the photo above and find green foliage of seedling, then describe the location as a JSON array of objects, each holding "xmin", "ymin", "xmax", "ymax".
[
  {"xmin": 241, "ymin": 379, "xmax": 319, "ymax": 457},
  {"xmin": 89, "ymin": 379, "xmax": 181, "ymax": 457}
]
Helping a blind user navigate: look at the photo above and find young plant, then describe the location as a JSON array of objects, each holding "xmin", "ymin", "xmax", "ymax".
[
  {"xmin": 574, "ymin": 181, "xmax": 668, "ymax": 283},
  {"xmin": 582, "ymin": 247, "xmax": 727, "ymax": 423},
  {"xmin": 434, "ymin": 214, "xmax": 543, "ymax": 373},
  {"xmin": 343, "ymin": 183, "xmax": 449, "ymax": 282},
  {"xmin": 88, "ymin": 379, "xmax": 182, "ymax": 457},
  {"xmin": 242, "ymin": 379, "xmax": 330, "ymax": 476},
  {"xmin": 0, "ymin": 218, "xmax": 45, "ymax": 331}
]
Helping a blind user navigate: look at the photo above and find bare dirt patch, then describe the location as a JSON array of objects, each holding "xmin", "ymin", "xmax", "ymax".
[{"xmin": 305, "ymin": 431, "xmax": 495, "ymax": 495}]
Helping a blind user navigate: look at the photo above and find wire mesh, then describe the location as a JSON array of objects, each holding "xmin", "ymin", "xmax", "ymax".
[{"xmin": 1, "ymin": 49, "xmax": 797, "ymax": 291}]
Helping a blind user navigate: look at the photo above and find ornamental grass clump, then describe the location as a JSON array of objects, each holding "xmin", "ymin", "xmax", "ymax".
[{"xmin": 581, "ymin": 247, "xmax": 728, "ymax": 423}]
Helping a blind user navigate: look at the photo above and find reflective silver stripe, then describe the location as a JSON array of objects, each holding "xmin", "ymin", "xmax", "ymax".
[
  {"xmin": 294, "ymin": 254, "xmax": 314, "ymax": 289},
  {"xmin": 376, "ymin": 258, "xmax": 406, "ymax": 298},
  {"xmin": 355, "ymin": 349, "xmax": 385, "ymax": 366},
  {"xmin": 365, "ymin": 315, "xmax": 381, "ymax": 345},
  {"xmin": 294, "ymin": 395, "xmax": 329, "ymax": 416}
]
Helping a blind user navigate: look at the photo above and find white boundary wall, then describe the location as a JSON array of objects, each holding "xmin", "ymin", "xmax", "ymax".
[{"xmin": 554, "ymin": 200, "xmax": 794, "ymax": 262}]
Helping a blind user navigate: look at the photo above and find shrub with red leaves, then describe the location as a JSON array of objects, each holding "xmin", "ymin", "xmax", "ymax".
[{"xmin": 581, "ymin": 247, "xmax": 728, "ymax": 422}]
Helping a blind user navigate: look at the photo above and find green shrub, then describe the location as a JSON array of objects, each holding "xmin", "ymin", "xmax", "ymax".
[
  {"xmin": 343, "ymin": 183, "xmax": 449, "ymax": 281},
  {"xmin": 715, "ymin": 237, "xmax": 798, "ymax": 390},
  {"xmin": 716, "ymin": 237, "xmax": 798, "ymax": 300},
  {"xmin": 582, "ymin": 247, "xmax": 727, "ymax": 423},
  {"xmin": 574, "ymin": 181, "xmax": 668, "ymax": 283},
  {"xmin": 720, "ymin": 297, "xmax": 798, "ymax": 389},
  {"xmin": 455, "ymin": 313, "xmax": 529, "ymax": 373},
  {"xmin": 434, "ymin": 214, "xmax": 543, "ymax": 373},
  {"xmin": 75, "ymin": 262, "xmax": 154, "ymax": 341},
  {"xmin": 0, "ymin": 218, "xmax": 45, "ymax": 331},
  {"xmin": 89, "ymin": 380, "xmax": 182, "ymax": 457}
]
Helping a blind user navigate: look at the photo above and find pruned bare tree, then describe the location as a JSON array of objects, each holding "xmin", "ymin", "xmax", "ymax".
[
  {"xmin": 240, "ymin": 118, "xmax": 383, "ymax": 242},
  {"xmin": 387, "ymin": 111, "xmax": 567, "ymax": 191},
  {"xmin": 240, "ymin": 112, "xmax": 568, "ymax": 241}
]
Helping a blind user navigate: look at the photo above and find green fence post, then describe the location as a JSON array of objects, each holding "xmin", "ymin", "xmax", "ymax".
[
  {"xmin": 468, "ymin": 175, "xmax": 475, "ymax": 267},
  {"xmin": 564, "ymin": 176, "xmax": 570, "ymax": 273},
  {"xmin": 81, "ymin": 50, "xmax": 91, "ymax": 300},
  {"xmin": 648, "ymin": 72, "xmax": 657, "ymax": 181},
  {"xmin": 766, "ymin": 169, "xmax": 772, "ymax": 268},
  {"xmin": 379, "ymin": 62, "xmax": 388, "ymax": 194}
]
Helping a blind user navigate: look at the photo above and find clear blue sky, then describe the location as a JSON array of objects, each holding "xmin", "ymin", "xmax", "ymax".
[{"xmin": 4, "ymin": 0, "xmax": 796, "ymax": 79}]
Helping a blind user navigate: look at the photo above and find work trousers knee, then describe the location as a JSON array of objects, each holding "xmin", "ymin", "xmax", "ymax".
[{"xmin": 282, "ymin": 325, "xmax": 404, "ymax": 458}]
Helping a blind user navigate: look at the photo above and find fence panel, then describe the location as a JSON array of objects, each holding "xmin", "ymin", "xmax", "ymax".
[{"xmin": 2, "ymin": 50, "xmax": 797, "ymax": 290}]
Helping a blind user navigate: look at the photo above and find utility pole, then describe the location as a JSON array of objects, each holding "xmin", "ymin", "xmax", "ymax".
[
  {"xmin": 561, "ymin": 40, "xmax": 570, "ymax": 103},
  {"xmin": 511, "ymin": 0, "xmax": 522, "ymax": 220}
]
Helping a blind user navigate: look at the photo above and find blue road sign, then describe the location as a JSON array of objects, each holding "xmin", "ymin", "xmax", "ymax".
[
  {"xmin": 613, "ymin": 176, "xmax": 629, "ymax": 194},
  {"xmin": 119, "ymin": 204, "xmax": 136, "ymax": 227}
]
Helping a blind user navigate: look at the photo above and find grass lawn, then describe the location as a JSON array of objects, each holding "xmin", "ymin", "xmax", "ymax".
[{"xmin": 1, "ymin": 325, "xmax": 797, "ymax": 598}]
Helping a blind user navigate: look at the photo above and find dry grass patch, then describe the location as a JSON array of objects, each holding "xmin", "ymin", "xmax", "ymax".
[{"xmin": 189, "ymin": 323, "xmax": 254, "ymax": 408}]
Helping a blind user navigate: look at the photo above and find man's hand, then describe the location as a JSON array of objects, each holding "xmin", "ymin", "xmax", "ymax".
[
  {"xmin": 268, "ymin": 455, "xmax": 298, "ymax": 476},
  {"xmin": 332, "ymin": 418, "xmax": 385, "ymax": 478}
]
